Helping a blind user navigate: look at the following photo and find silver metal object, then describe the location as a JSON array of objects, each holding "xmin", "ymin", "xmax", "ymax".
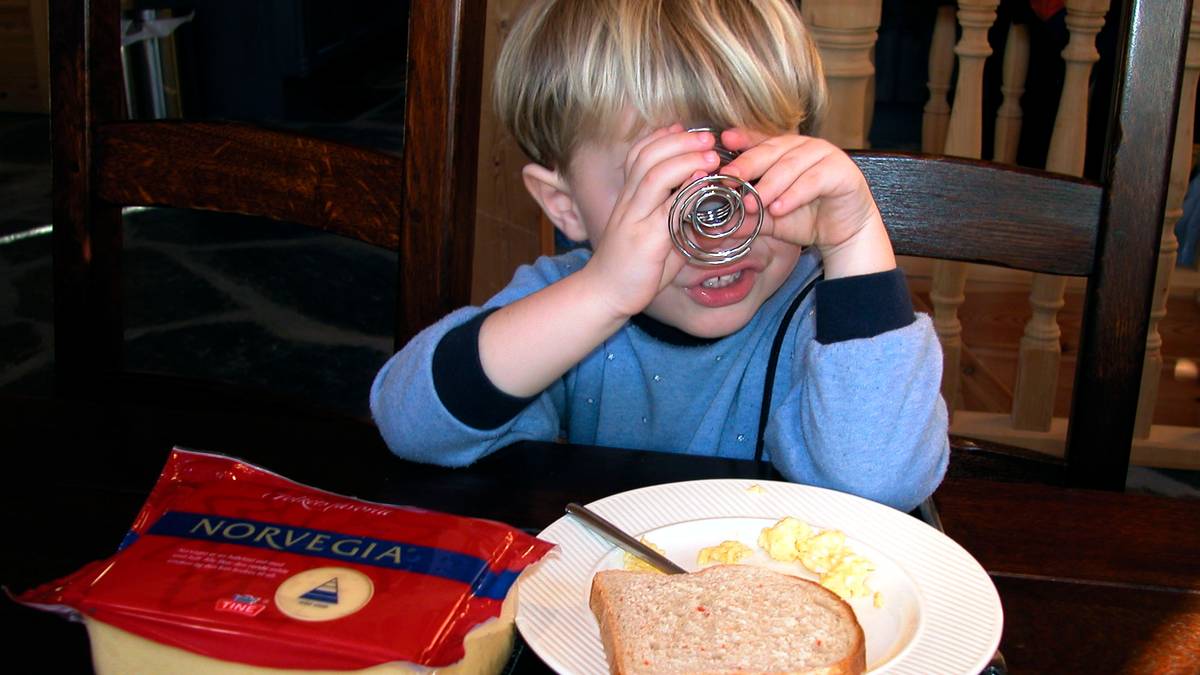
[
  {"xmin": 565, "ymin": 502, "xmax": 686, "ymax": 574},
  {"xmin": 669, "ymin": 128, "xmax": 763, "ymax": 266}
]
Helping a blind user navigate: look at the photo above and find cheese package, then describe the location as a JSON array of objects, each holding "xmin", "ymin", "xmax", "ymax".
[{"xmin": 14, "ymin": 448, "xmax": 554, "ymax": 673}]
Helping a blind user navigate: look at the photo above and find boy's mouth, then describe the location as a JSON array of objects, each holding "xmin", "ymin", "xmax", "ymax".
[
  {"xmin": 700, "ymin": 270, "xmax": 743, "ymax": 289},
  {"xmin": 686, "ymin": 267, "xmax": 757, "ymax": 308}
]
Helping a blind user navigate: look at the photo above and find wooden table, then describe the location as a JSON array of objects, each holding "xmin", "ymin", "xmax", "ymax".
[
  {"xmin": 934, "ymin": 477, "xmax": 1200, "ymax": 674},
  {"xmin": 2, "ymin": 396, "xmax": 1197, "ymax": 674}
]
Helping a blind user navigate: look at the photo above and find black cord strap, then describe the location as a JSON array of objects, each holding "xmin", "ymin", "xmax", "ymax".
[{"xmin": 754, "ymin": 273, "xmax": 822, "ymax": 465}]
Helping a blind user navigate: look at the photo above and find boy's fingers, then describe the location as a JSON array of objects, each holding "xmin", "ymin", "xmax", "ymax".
[
  {"xmin": 720, "ymin": 128, "xmax": 770, "ymax": 151},
  {"xmin": 625, "ymin": 150, "xmax": 721, "ymax": 217},
  {"xmin": 624, "ymin": 125, "xmax": 679, "ymax": 176},
  {"xmin": 769, "ymin": 153, "xmax": 862, "ymax": 221},
  {"xmin": 620, "ymin": 127, "xmax": 718, "ymax": 216},
  {"xmin": 720, "ymin": 136, "xmax": 797, "ymax": 182},
  {"xmin": 769, "ymin": 170, "xmax": 827, "ymax": 217},
  {"xmin": 751, "ymin": 143, "xmax": 834, "ymax": 208},
  {"xmin": 626, "ymin": 127, "xmax": 714, "ymax": 188},
  {"xmin": 626, "ymin": 124, "xmax": 687, "ymax": 166}
]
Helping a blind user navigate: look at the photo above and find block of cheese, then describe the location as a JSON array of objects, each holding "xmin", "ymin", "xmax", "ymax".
[
  {"xmin": 81, "ymin": 594, "xmax": 516, "ymax": 675},
  {"xmin": 16, "ymin": 448, "xmax": 553, "ymax": 673}
]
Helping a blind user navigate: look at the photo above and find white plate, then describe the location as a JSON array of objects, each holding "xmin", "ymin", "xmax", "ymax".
[{"xmin": 515, "ymin": 479, "xmax": 1002, "ymax": 675}]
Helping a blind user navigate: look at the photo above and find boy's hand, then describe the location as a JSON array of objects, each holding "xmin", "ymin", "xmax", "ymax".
[
  {"xmin": 720, "ymin": 130, "xmax": 895, "ymax": 278},
  {"xmin": 582, "ymin": 124, "xmax": 721, "ymax": 318}
]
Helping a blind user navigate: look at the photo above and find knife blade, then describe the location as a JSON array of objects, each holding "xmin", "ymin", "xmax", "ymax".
[{"xmin": 565, "ymin": 502, "xmax": 687, "ymax": 575}]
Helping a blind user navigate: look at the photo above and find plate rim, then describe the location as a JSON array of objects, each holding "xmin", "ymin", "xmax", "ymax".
[{"xmin": 515, "ymin": 478, "xmax": 1003, "ymax": 675}]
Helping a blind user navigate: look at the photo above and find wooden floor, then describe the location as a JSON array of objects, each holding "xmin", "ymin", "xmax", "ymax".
[{"xmin": 907, "ymin": 269, "xmax": 1200, "ymax": 429}]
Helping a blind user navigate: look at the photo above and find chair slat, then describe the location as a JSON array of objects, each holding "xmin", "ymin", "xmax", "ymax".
[
  {"xmin": 94, "ymin": 121, "xmax": 405, "ymax": 250},
  {"xmin": 851, "ymin": 152, "xmax": 1101, "ymax": 275}
]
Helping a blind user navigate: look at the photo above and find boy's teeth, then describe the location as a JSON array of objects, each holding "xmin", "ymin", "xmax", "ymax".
[{"xmin": 701, "ymin": 270, "xmax": 743, "ymax": 289}]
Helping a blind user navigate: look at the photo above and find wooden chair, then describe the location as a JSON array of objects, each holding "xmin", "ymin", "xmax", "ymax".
[
  {"xmin": 48, "ymin": 0, "xmax": 485, "ymax": 453},
  {"xmin": 849, "ymin": 0, "xmax": 1192, "ymax": 490}
]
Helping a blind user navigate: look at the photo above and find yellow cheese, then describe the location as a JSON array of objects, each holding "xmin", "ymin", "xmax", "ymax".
[{"xmin": 84, "ymin": 592, "xmax": 517, "ymax": 675}]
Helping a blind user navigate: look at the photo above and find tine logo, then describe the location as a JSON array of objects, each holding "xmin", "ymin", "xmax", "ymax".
[{"xmin": 215, "ymin": 593, "xmax": 267, "ymax": 617}]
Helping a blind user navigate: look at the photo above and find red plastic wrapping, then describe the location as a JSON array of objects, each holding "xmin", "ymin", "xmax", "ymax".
[{"xmin": 15, "ymin": 448, "xmax": 554, "ymax": 670}]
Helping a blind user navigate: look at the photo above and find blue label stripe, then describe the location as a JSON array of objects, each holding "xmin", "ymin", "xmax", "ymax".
[
  {"xmin": 118, "ymin": 530, "xmax": 140, "ymax": 551},
  {"xmin": 146, "ymin": 511, "xmax": 519, "ymax": 601}
]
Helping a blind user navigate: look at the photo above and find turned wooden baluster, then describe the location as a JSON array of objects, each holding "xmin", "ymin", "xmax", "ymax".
[
  {"xmin": 1012, "ymin": 0, "xmax": 1107, "ymax": 431},
  {"xmin": 1135, "ymin": 6, "xmax": 1200, "ymax": 437},
  {"xmin": 993, "ymin": 22, "xmax": 1030, "ymax": 164},
  {"xmin": 803, "ymin": 0, "xmax": 882, "ymax": 149},
  {"xmin": 922, "ymin": 4, "xmax": 957, "ymax": 154},
  {"xmin": 931, "ymin": 0, "xmax": 999, "ymax": 411}
]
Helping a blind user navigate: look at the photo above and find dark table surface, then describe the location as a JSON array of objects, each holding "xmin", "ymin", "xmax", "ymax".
[{"xmin": 3, "ymin": 394, "xmax": 1198, "ymax": 674}]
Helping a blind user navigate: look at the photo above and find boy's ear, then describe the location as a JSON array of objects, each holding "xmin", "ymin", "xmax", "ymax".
[{"xmin": 521, "ymin": 163, "xmax": 588, "ymax": 242}]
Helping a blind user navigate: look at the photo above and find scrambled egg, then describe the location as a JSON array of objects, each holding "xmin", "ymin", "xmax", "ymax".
[
  {"xmin": 622, "ymin": 537, "xmax": 668, "ymax": 573},
  {"xmin": 757, "ymin": 516, "xmax": 812, "ymax": 562},
  {"xmin": 818, "ymin": 552, "xmax": 877, "ymax": 602},
  {"xmin": 621, "ymin": 518, "xmax": 882, "ymax": 606},
  {"xmin": 697, "ymin": 540, "xmax": 754, "ymax": 566},
  {"xmin": 746, "ymin": 484, "xmax": 766, "ymax": 494},
  {"xmin": 759, "ymin": 516, "xmax": 879, "ymax": 604},
  {"xmin": 798, "ymin": 529, "xmax": 847, "ymax": 573}
]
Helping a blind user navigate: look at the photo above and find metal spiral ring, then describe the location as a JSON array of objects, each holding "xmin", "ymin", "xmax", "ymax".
[
  {"xmin": 668, "ymin": 174, "xmax": 763, "ymax": 265},
  {"xmin": 668, "ymin": 128, "xmax": 763, "ymax": 265}
]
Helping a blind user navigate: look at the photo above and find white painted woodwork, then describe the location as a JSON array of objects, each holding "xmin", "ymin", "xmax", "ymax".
[
  {"xmin": 942, "ymin": 0, "xmax": 999, "ymax": 158},
  {"xmin": 930, "ymin": 259, "xmax": 969, "ymax": 409},
  {"xmin": 922, "ymin": 4, "xmax": 957, "ymax": 154},
  {"xmin": 1012, "ymin": 0, "xmax": 1106, "ymax": 432},
  {"xmin": 931, "ymin": 0, "xmax": 999, "ymax": 413},
  {"xmin": 992, "ymin": 23, "xmax": 1029, "ymax": 164},
  {"xmin": 803, "ymin": 0, "xmax": 882, "ymax": 149},
  {"xmin": 952, "ymin": 411, "xmax": 1200, "ymax": 470}
]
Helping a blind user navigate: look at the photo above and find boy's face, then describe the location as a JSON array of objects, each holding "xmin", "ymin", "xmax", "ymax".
[{"xmin": 561, "ymin": 131, "xmax": 804, "ymax": 338}]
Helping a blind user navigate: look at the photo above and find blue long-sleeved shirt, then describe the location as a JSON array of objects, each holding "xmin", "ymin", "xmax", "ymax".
[{"xmin": 371, "ymin": 248, "xmax": 948, "ymax": 512}]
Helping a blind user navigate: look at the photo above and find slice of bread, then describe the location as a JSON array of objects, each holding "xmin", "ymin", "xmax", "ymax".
[{"xmin": 589, "ymin": 565, "xmax": 865, "ymax": 675}]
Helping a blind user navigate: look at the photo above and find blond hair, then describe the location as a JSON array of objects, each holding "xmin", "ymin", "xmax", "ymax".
[{"xmin": 495, "ymin": 0, "xmax": 827, "ymax": 170}]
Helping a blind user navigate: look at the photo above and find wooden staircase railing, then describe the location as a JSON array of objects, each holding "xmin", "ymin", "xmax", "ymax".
[{"xmin": 806, "ymin": 0, "xmax": 1200, "ymax": 469}]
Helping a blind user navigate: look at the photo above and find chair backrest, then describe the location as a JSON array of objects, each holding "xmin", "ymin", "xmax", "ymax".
[
  {"xmin": 849, "ymin": 0, "xmax": 1191, "ymax": 490},
  {"xmin": 49, "ymin": 1, "xmax": 485, "ymax": 418}
]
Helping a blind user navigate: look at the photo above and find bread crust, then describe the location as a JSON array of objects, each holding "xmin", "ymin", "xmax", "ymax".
[{"xmin": 588, "ymin": 565, "xmax": 865, "ymax": 675}]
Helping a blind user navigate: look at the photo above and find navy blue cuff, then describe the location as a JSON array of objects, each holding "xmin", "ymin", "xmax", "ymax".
[
  {"xmin": 815, "ymin": 268, "xmax": 915, "ymax": 344},
  {"xmin": 432, "ymin": 308, "xmax": 537, "ymax": 430}
]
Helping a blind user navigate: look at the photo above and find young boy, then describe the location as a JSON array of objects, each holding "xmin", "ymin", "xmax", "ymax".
[{"xmin": 371, "ymin": 0, "xmax": 948, "ymax": 512}]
